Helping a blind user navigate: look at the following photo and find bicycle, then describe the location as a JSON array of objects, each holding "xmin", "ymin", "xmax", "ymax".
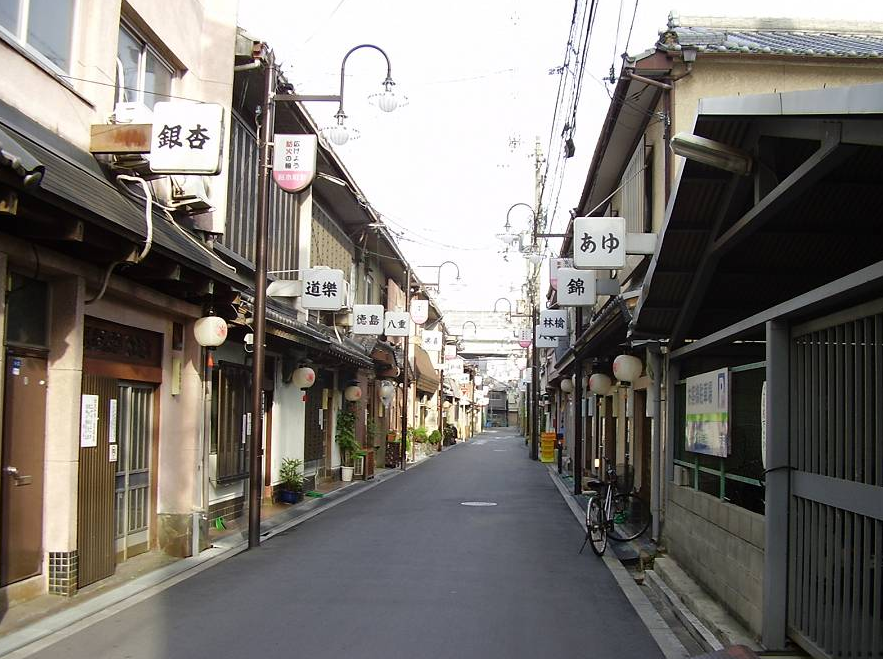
[{"xmin": 579, "ymin": 458, "xmax": 651, "ymax": 556}]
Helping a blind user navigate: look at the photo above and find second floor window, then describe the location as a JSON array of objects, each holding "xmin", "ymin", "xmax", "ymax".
[
  {"xmin": 0, "ymin": 0, "xmax": 74, "ymax": 71},
  {"xmin": 116, "ymin": 24, "xmax": 174, "ymax": 110}
]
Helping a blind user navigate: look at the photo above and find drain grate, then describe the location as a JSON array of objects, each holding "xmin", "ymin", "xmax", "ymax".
[{"xmin": 460, "ymin": 501, "xmax": 497, "ymax": 507}]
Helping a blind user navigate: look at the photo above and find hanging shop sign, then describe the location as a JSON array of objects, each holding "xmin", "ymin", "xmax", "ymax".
[
  {"xmin": 573, "ymin": 216, "xmax": 626, "ymax": 269},
  {"xmin": 149, "ymin": 102, "xmax": 224, "ymax": 175},
  {"xmin": 557, "ymin": 268, "xmax": 596, "ymax": 307},
  {"xmin": 539, "ymin": 310, "xmax": 568, "ymax": 336},
  {"xmin": 272, "ymin": 134, "xmax": 318, "ymax": 193},
  {"xmin": 422, "ymin": 330, "xmax": 442, "ymax": 352},
  {"xmin": 383, "ymin": 311, "xmax": 410, "ymax": 337},
  {"xmin": 685, "ymin": 368, "xmax": 730, "ymax": 457},
  {"xmin": 535, "ymin": 329, "xmax": 559, "ymax": 348},
  {"xmin": 352, "ymin": 304, "xmax": 385, "ymax": 335},
  {"xmin": 549, "ymin": 258, "xmax": 572, "ymax": 291},
  {"xmin": 410, "ymin": 299, "xmax": 429, "ymax": 325},
  {"xmin": 301, "ymin": 268, "xmax": 345, "ymax": 310}
]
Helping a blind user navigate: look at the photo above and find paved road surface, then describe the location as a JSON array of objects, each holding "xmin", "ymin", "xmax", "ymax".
[{"xmin": 28, "ymin": 429, "xmax": 665, "ymax": 659}]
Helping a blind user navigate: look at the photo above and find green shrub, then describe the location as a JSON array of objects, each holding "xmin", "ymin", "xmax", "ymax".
[
  {"xmin": 335, "ymin": 408, "xmax": 361, "ymax": 466},
  {"xmin": 279, "ymin": 457, "xmax": 304, "ymax": 492},
  {"xmin": 428, "ymin": 430, "xmax": 442, "ymax": 445}
]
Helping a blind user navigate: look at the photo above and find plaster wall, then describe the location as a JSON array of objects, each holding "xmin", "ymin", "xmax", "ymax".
[{"xmin": 270, "ymin": 363, "xmax": 306, "ymax": 484}]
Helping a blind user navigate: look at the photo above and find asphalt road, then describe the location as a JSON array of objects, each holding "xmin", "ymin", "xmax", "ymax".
[{"xmin": 30, "ymin": 429, "xmax": 665, "ymax": 659}]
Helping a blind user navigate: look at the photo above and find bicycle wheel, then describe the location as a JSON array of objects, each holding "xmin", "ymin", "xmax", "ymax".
[
  {"xmin": 607, "ymin": 493, "xmax": 650, "ymax": 541},
  {"xmin": 587, "ymin": 497, "xmax": 607, "ymax": 556}
]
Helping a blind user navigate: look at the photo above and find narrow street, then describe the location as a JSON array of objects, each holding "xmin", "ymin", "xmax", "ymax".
[{"xmin": 25, "ymin": 430, "xmax": 666, "ymax": 659}]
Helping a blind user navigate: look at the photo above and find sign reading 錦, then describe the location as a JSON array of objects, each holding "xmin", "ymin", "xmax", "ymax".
[
  {"xmin": 301, "ymin": 269, "xmax": 345, "ymax": 311},
  {"xmin": 685, "ymin": 368, "xmax": 730, "ymax": 457},
  {"xmin": 535, "ymin": 330, "xmax": 558, "ymax": 348},
  {"xmin": 557, "ymin": 268, "xmax": 596, "ymax": 307},
  {"xmin": 422, "ymin": 330, "xmax": 442, "ymax": 352},
  {"xmin": 272, "ymin": 134, "xmax": 317, "ymax": 193},
  {"xmin": 573, "ymin": 217, "xmax": 626, "ymax": 269},
  {"xmin": 149, "ymin": 102, "xmax": 224, "ymax": 175},
  {"xmin": 410, "ymin": 300, "xmax": 429, "ymax": 325},
  {"xmin": 384, "ymin": 311, "xmax": 410, "ymax": 337},
  {"xmin": 352, "ymin": 304, "xmax": 384, "ymax": 335},
  {"xmin": 539, "ymin": 310, "xmax": 568, "ymax": 336}
]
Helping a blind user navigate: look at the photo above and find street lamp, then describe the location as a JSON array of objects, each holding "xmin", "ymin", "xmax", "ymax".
[
  {"xmin": 418, "ymin": 261, "xmax": 460, "ymax": 293},
  {"xmin": 246, "ymin": 43, "xmax": 401, "ymax": 549}
]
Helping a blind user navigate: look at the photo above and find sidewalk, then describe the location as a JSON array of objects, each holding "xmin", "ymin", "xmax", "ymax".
[{"xmin": 0, "ymin": 444, "xmax": 459, "ymax": 658}]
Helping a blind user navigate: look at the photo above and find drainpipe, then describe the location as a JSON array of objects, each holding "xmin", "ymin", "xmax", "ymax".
[{"xmin": 648, "ymin": 347, "xmax": 663, "ymax": 541}]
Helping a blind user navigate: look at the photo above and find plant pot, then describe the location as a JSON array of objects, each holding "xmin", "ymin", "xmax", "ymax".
[
  {"xmin": 278, "ymin": 489, "xmax": 302, "ymax": 504},
  {"xmin": 341, "ymin": 466, "xmax": 354, "ymax": 482}
]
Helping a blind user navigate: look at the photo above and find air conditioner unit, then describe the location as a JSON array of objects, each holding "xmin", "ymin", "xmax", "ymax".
[
  {"xmin": 151, "ymin": 175, "xmax": 214, "ymax": 214},
  {"xmin": 112, "ymin": 101, "xmax": 153, "ymax": 125}
]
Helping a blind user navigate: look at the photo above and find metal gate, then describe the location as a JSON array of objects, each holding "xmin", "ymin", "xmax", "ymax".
[
  {"xmin": 114, "ymin": 384, "xmax": 153, "ymax": 561},
  {"xmin": 789, "ymin": 300, "xmax": 883, "ymax": 659}
]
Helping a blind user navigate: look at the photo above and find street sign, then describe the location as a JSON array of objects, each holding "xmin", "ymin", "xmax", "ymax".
[
  {"xmin": 573, "ymin": 216, "xmax": 626, "ymax": 269},
  {"xmin": 384, "ymin": 311, "xmax": 410, "ymax": 337},
  {"xmin": 301, "ymin": 269, "xmax": 345, "ymax": 310},
  {"xmin": 535, "ymin": 329, "xmax": 558, "ymax": 348},
  {"xmin": 352, "ymin": 304, "xmax": 384, "ymax": 335},
  {"xmin": 272, "ymin": 134, "xmax": 317, "ymax": 193},
  {"xmin": 422, "ymin": 330, "xmax": 442, "ymax": 351},
  {"xmin": 557, "ymin": 268, "xmax": 596, "ymax": 307},
  {"xmin": 149, "ymin": 102, "xmax": 224, "ymax": 175},
  {"xmin": 539, "ymin": 310, "xmax": 568, "ymax": 336}
]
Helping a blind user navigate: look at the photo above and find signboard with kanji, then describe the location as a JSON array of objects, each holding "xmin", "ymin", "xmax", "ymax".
[
  {"xmin": 444, "ymin": 344, "xmax": 457, "ymax": 360},
  {"xmin": 422, "ymin": 330, "xmax": 442, "ymax": 352},
  {"xmin": 549, "ymin": 258, "xmax": 572, "ymax": 291},
  {"xmin": 557, "ymin": 268, "xmax": 596, "ymax": 307},
  {"xmin": 573, "ymin": 217, "xmax": 626, "ymax": 269},
  {"xmin": 149, "ymin": 102, "xmax": 224, "ymax": 175},
  {"xmin": 539, "ymin": 310, "xmax": 568, "ymax": 336},
  {"xmin": 272, "ymin": 134, "xmax": 317, "ymax": 193},
  {"xmin": 352, "ymin": 304, "xmax": 385, "ymax": 335},
  {"xmin": 301, "ymin": 268, "xmax": 345, "ymax": 310},
  {"xmin": 517, "ymin": 328, "xmax": 532, "ymax": 348},
  {"xmin": 384, "ymin": 311, "xmax": 410, "ymax": 337},
  {"xmin": 535, "ymin": 330, "xmax": 558, "ymax": 348},
  {"xmin": 685, "ymin": 369, "xmax": 730, "ymax": 457},
  {"xmin": 410, "ymin": 300, "xmax": 429, "ymax": 325}
]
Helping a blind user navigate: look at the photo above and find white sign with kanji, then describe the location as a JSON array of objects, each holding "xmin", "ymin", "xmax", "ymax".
[
  {"xmin": 549, "ymin": 258, "xmax": 572, "ymax": 291},
  {"xmin": 422, "ymin": 330, "xmax": 442, "ymax": 352},
  {"xmin": 272, "ymin": 134, "xmax": 317, "ymax": 193},
  {"xmin": 150, "ymin": 102, "xmax": 224, "ymax": 175},
  {"xmin": 573, "ymin": 217, "xmax": 626, "ymax": 269},
  {"xmin": 301, "ymin": 268, "xmax": 345, "ymax": 310},
  {"xmin": 539, "ymin": 310, "xmax": 568, "ymax": 336},
  {"xmin": 410, "ymin": 300, "xmax": 429, "ymax": 325},
  {"xmin": 535, "ymin": 329, "xmax": 559, "ymax": 348},
  {"xmin": 352, "ymin": 304, "xmax": 385, "ymax": 335},
  {"xmin": 383, "ymin": 311, "xmax": 411, "ymax": 337},
  {"xmin": 444, "ymin": 344, "xmax": 457, "ymax": 360},
  {"xmin": 557, "ymin": 268, "xmax": 596, "ymax": 307}
]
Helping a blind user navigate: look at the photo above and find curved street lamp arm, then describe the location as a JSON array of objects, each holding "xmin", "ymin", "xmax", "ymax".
[
  {"xmin": 493, "ymin": 298, "xmax": 512, "ymax": 313},
  {"xmin": 336, "ymin": 44, "xmax": 394, "ymax": 119},
  {"xmin": 438, "ymin": 260, "xmax": 460, "ymax": 280}
]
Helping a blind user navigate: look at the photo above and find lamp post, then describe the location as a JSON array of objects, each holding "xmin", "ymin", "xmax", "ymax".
[
  {"xmin": 417, "ymin": 261, "xmax": 460, "ymax": 293},
  {"xmin": 247, "ymin": 44, "xmax": 402, "ymax": 549}
]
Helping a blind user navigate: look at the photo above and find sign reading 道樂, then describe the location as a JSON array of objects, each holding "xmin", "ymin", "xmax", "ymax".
[{"xmin": 301, "ymin": 269, "xmax": 345, "ymax": 311}]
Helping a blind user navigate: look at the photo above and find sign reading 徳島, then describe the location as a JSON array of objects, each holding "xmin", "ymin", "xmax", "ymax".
[
  {"xmin": 539, "ymin": 310, "xmax": 568, "ymax": 336},
  {"xmin": 685, "ymin": 368, "xmax": 730, "ymax": 457},
  {"xmin": 572, "ymin": 217, "xmax": 626, "ymax": 269},
  {"xmin": 272, "ymin": 134, "xmax": 318, "ymax": 193},
  {"xmin": 352, "ymin": 304, "xmax": 385, "ymax": 335},
  {"xmin": 383, "ymin": 311, "xmax": 410, "ymax": 337},
  {"xmin": 301, "ymin": 269, "xmax": 345, "ymax": 311},
  {"xmin": 149, "ymin": 102, "xmax": 224, "ymax": 175},
  {"xmin": 556, "ymin": 268, "xmax": 596, "ymax": 307}
]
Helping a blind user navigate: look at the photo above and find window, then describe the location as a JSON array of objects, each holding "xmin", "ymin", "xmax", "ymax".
[
  {"xmin": 210, "ymin": 362, "xmax": 251, "ymax": 482},
  {"xmin": 0, "ymin": 0, "xmax": 74, "ymax": 71},
  {"xmin": 115, "ymin": 24, "xmax": 174, "ymax": 110},
  {"xmin": 6, "ymin": 272, "xmax": 48, "ymax": 348}
]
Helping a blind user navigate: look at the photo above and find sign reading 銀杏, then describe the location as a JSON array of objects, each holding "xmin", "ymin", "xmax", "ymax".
[
  {"xmin": 301, "ymin": 269, "xmax": 345, "ymax": 311},
  {"xmin": 573, "ymin": 216, "xmax": 626, "ymax": 269},
  {"xmin": 352, "ymin": 304, "xmax": 384, "ymax": 335},
  {"xmin": 149, "ymin": 102, "xmax": 224, "ymax": 175},
  {"xmin": 685, "ymin": 368, "xmax": 730, "ymax": 457},
  {"xmin": 272, "ymin": 134, "xmax": 317, "ymax": 193}
]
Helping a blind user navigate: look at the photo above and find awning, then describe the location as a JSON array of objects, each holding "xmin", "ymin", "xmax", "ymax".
[
  {"xmin": 0, "ymin": 125, "xmax": 44, "ymax": 185},
  {"xmin": 413, "ymin": 344, "xmax": 440, "ymax": 394},
  {"xmin": 573, "ymin": 296, "xmax": 631, "ymax": 361}
]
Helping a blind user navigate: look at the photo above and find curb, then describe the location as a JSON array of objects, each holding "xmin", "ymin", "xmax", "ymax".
[{"xmin": 546, "ymin": 465, "xmax": 690, "ymax": 659}]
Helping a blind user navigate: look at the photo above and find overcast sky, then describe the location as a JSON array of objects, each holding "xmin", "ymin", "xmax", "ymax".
[{"xmin": 239, "ymin": 0, "xmax": 883, "ymax": 317}]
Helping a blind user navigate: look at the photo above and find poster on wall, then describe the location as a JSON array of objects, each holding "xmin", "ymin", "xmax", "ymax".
[{"xmin": 685, "ymin": 368, "xmax": 730, "ymax": 457}]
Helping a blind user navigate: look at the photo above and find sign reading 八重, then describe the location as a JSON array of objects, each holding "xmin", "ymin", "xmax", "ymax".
[
  {"xmin": 383, "ymin": 311, "xmax": 410, "ymax": 337},
  {"xmin": 352, "ymin": 304, "xmax": 384, "ymax": 335},
  {"xmin": 272, "ymin": 134, "xmax": 317, "ymax": 193},
  {"xmin": 149, "ymin": 102, "xmax": 224, "ymax": 175}
]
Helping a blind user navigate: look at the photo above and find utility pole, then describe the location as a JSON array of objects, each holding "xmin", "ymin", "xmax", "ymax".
[
  {"xmin": 400, "ymin": 267, "xmax": 410, "ymax": 470},
  {"xmin": 573, "ymin": 308, "xmax": 583, "ymax": 495},
  {"xmin": 529, "ymin": 136, "xmax": 544, "ymax": 461},
  {"xmin": 248, "ymin": 50, "xmax": 277, "ymax": 549}
]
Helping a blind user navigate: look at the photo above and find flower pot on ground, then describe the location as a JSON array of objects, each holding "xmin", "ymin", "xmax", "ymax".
[
  {"xmin": 278, "ymin": 457, "xmax": 304, "ymax": 504},
  {"xmin": 335, "ymin": 406, "xmax": 362, "ymax": 481},
  {"xmin": 340, "ymin": 465, "xmax": 354, "ymax": 482}
]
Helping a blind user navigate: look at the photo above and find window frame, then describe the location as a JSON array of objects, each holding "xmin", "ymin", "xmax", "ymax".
[
  {"xmin": 210, "ymin": 361, "xmax": 251, "ymax": 483},
  {"xmin": 115, "ymin": 22, "xmax": 176, "ymax": 110},
  {"xmin": 0, "ymin": 0, "xmax": 75, "ymax": 73}
]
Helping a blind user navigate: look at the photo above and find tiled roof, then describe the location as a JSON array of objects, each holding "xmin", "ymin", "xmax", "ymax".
[{"xmin": 658, "ymin": 13, "xmax": 883, "ymax": 58}]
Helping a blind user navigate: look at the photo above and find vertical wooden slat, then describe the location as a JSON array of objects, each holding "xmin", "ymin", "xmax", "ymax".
[
  {"xmin": 864, "ymin": 318, "xmax": 873, "ymax": 486},
  {"xmin": 861, "ymin": 516, "xmax": 872, "ymax": 655},
  {"xmin": 841, "ymin": 512, "xmax": 853, "ymax": 658},
  {"xmin": 836, "ymin": 325, "xmax": 844, "ymax": 481},
  {"xmin": 850, "ymin": 512, "xmax": 861, "ymax": 657},
  {"xmin": 853, "ymin": 320, "xmax": 863, "ymax": 483},
  {"xmin": 828, "ymin": 327, "xmax": 837, "ymax": 480},
  {"xmin": 872, "ymin": 520, "xmax": 881, "ymax": 658},
  {"xmin": 832, "ymin": 508, "xmax": 843, "ymax": 655},
  {"xmin": 845, "ymin": 323, "xmax": 854, "ymax": 483},
  {"xmin": 824, "ymin": 505, "xmax": 835, "ymax": 654},
  {"xmin": 813, "ymin": 500, "xmax": 825, "ymax": 643},
  {"xmin": 876, "ymin": 315, "xmax": 882, "ymax": 488},
  {"xmin": 811, "ymin": 331, "xmax": 820, "ymax": 475}
]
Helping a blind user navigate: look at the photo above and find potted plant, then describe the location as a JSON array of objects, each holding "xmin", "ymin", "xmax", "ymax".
[
  {"xmin": 335, "ymin": 407, "xmax": 361, "ymax": 481},
  {"xmin": 278, "ymin": 457, "xmax": 304, "ymax": 503}
]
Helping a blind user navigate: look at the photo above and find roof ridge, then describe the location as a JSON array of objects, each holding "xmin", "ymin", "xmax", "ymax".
[{"xmin": 667, "ymin": 12, "xmax": 883, "ymax": 35}]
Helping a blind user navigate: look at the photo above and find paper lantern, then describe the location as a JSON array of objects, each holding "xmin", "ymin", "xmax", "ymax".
[
  {"xmin": 379, "ymin": 380, "xmax": 396, "ymax": 406},
  {"xmin": 344, "ymin": 385, "xmax": 362, "ymax": 402},
  {"xmin": 588, "ymin": 373, "xmax": 612, "ymax": 396},
  {"xmin": 442, "ymin": 400, "xmax": 452, "ymax": 410},
  {"xmin": 292, "ymin": 367, "xmax": 316, "ymax": 389},
  {"xmin": 613, "ymin": 355, "xmax": 642, "ymax": 383},
  {"xmin": 193, "ymin": 316, "xmax": 227, "ymax": 347},
  {"xmin": 560, "ymin": 377, "xmax": 574, "ymax": 394}
]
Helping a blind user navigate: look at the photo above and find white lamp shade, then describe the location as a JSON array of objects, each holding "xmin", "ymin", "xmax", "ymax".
[
  {"xmin": 292, "ymin": 367, "xmax": 316, "ymax": 389},
  {"xmin": 379, "ymin": 380, "xmax": 396, "ymax": 405},
  {"xmin": 560, "ymin": 377, "xmax": 574, "ymax": 394},
  {"xmin": 588, "ymin": 373, "xmax": 612, "ymax": 396},
  {"xmin": 369, "ymin": 90, "xmax": 399, "ymax": 112},
  {"xmin": 526, "ymin": 252, "xmax": 545, "ymax": 265},
  {"xmin": 613, "ymin": 354, "xmax": 642, "ymax": 382},
  {"xmin": 344, "ymin": 385, "xmax": 362, "ymax": 402},
  {"xmin": 442, "ymin": 400, "xmax": 452, "ymax": 410},
  {"xmin": 193, "ymin": 316, "xmax": 227, "ymax": 347}
]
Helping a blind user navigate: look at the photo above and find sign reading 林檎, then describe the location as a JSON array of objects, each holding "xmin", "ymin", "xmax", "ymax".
[
  {"xmin": 272, "ymin": 134, "xmax": 317, "ymax": 193},
  {"xmin": 539, "ymin": 310, "xmax": 568, "ymax": 336},
  {"xmin": 150, "ymin": 102, "xmax": 224, "ymax": 175},
  {"xmin": 685, "ymin": 368, "xmax": 730, "ymax": 457},
  {"xmin": 573, "ymin": 217, "xmax": 626, "ymax": 269}
]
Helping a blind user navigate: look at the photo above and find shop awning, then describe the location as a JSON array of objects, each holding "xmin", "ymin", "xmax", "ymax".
[{"xmin": 413, "ymin": 344, "xmax": 440, "ymax": 394}]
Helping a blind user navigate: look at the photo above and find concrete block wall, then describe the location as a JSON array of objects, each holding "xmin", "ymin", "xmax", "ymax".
[{"xmin": 664, "ymin": 483, "xmax": 765, "ymax": 637}]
